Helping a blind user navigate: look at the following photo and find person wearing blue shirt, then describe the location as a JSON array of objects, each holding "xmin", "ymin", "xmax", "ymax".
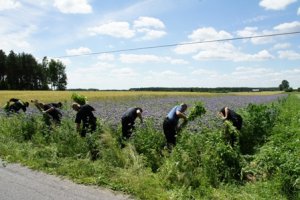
[{"xmin": 163, "ymin": 103, "xmax": 188, "ymax": 147}]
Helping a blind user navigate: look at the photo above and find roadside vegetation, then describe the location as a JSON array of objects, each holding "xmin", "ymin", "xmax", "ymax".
[{"xmin": 0, "ymin": 93, "xmax": 299, "ymax": 200}]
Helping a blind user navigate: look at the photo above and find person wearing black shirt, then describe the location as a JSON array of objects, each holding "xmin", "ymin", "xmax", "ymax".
[
  {"xmin": 49, "ymin": 102, "xmax": 63, "ymax": 109},
  {"xmin": 219, "ymin": 107, "xmax": 243, "ymax": 147},
  {"xmin": 72, "ymin": 103, "xmax": 97, "ymax": 137},
  {"xmin": 6, "ymin": 98, "xmax": 29, "ymax": 113},
  {"xmin": 32, "ymin": 100, "xmax": 62, "ymax": 124},
  {"xmin": 121, "ymin": 107, "xmax": 143, "ymax": 139},
  {"xmin": 219, "ymin": 107, "xmax": 243, "ymax": 130}
]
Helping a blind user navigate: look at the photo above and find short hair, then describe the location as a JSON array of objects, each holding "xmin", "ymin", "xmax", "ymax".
[
  {"xmin": 180, "ymin": 103, "xmax": 187, "ymax": 109},
  {"xmin": 57, "ymin": 102, "xmax": 62, "ymax": 108},
  {"xmin": 24, "ymin": 102, "xmax": 29, "ymax": 107},
  {"xmin": 72, "ymin": 103, "xmax": 80, "ymax": 110}
]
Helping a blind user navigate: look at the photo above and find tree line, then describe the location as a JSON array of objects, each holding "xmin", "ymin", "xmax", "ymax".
[
  {"xmin": 130, "ymin": 87, "xmax": 279, "ymax": 93},
  {"xmin": 0, "ymin": 50, "xmax": 67, "ymax": 90}
]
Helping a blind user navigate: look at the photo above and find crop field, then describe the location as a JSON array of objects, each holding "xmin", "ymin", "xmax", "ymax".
[{"xmin": 0, "ymin": 91, "xmax": 299, "ymax": 200}]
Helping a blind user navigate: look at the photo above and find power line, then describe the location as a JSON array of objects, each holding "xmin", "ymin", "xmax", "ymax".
[{"xmin": 56, "ymin": 31, "xmax": 300, "ymax": 58}]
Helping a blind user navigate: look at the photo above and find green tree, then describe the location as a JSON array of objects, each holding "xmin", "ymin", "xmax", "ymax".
[
  {"xmin": 48, "ymin": 59, "xmax": 67, "ymax": 90},
  {"xmin": 279, "ymin": 80, "xmax": 289, "ymax": 91},
  {"xmin": 6, "ymin": 51, "xmax": 19, "ymax": 89},
  {"xmin": 0, "ymin": 50, "xmax": 7, "ymax": 89}
]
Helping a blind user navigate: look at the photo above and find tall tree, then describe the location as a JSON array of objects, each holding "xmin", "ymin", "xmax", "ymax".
[
  {"xmin": 6, "ymin": 51, "xmax": 19, "ymax": 89},
  {"xmin": 0, "ymin": 50, "xmax": 7, "ymax": 89},
  {"xmin": 279, "ymin": 80, "xmax": 289, "ymax": 91},
  {"xmin": 48, "ymin": 59, "xmax": 67, "ymax": 90}
]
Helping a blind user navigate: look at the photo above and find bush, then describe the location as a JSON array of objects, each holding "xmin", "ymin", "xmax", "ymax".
[{"xmin": 239, "ymin": 103, "xmax": 280, "ymax": 154}]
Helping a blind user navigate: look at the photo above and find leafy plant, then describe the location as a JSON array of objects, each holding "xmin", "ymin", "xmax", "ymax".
[{"xmin": 71, "ymin": 93, "xmax": 87, "ymax": 105}]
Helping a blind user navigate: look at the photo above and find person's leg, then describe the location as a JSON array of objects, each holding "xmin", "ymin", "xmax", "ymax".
[
  {"xmin": 122, "ymin": 118, "xmax": 131, "ymax": 139},
  {"xmin": 163, "ymin": 119, "xmax": 176, "ymax": 146}
]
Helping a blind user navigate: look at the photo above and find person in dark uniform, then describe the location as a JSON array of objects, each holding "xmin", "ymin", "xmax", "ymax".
[
  {"xmin": 32, "ymin": 100, "xmax": 62, "ymax": 124},
  {"xmin": 219, "ymin": 107, "xmax": 243, "ymax": 147},
  {"xmin": 6, "ymin": 98, "xmax": 29, "ymax": 113},
  {"xmin": 49, "ymin": 102, "xmax": 63, "ymax": 109},
  {"xmin": 219, "ymin": 107, "xmax": 243, "ymax": 130},
  {"xmin": 163, "ymin": 103, "xmax": 188, "ymax": 147},
  {"xmin": 121, "ymin": 107, "xmax": 143, "ymax": 139},
  {"xmin": 72, "ymin": 103, "xmax": 97, "ymax": 137}
]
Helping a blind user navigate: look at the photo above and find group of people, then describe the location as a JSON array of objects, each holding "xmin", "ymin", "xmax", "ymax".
[
  {"xmin": 3, "ymin": 98, "xmax": 243, "ymax": 147},
  {"xmin": 121, "ymin": 103, "xmax": 243, "ymax": 148}
]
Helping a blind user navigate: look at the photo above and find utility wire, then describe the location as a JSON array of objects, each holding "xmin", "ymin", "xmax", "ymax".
[{"xmin": 56, "ymin": 31, "xmax": 300, "ymax": 58}]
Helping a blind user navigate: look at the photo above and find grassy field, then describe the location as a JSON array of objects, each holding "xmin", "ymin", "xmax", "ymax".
[
  {"xmin": 1, "ymin": 90, "xmax": 298, "ymax": 200},
  {"xmin": 0, "ymin": 90, "xmax": 283, "ymax": 105}
]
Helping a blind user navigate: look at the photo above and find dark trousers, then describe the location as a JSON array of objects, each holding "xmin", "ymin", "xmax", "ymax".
[
  {"xmin": 231, "ymin": 114, "xmax": 243, "ymax": 130},
  {"xmin": 163, "ymin": 118, "xmax": 177, "ymax": 145},
  {"xmin": 81, "ymin": 118, "xmax": 97, "ymax": 137},
  {"xmin": 122, "ymin": 117, "xmax": 135, "ymax": 139}
]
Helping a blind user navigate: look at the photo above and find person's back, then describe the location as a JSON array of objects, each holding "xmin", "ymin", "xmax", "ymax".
[
  {"xmin": 219, "ymin": 107, "xmax": 243, "ymax": 130},
  {"xmin": 163, "ymin": 103, "xmax": 187, "ymax": 147},
  {"xmin": 8, "ymin": 98, "xmax": 29, "ymax": 113},
  {"xmin": 49, "ymin": 102, "xmax": 62, "ymax": 108},
  {"xmin": 74, "ymin": 104, "xmax": 97, "ymax": 137},
  {"xmin": 121, "ymin": 107, "xmax": 143, "ymax": 140},
  {"xmin": 76, "ymin": 104, "xmax": 96, "ymax": 124},
  {"xmin": 166, "ymin": 105, "xmax": 185, "ymax": 125},
  {"xmin": 122, "ymin": 107, "xmax": 141, "ymax": 122},
  {"xmin": 43, "ymin": 104, "xmax": 62, "ymax": 123}
]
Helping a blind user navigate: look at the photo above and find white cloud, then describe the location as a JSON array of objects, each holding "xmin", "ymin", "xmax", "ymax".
[
  {"xmin": 273, "ymin": 21, "xmax": 300, "ymax": 32},
  {"xmin": 236, "ymin": 27, "xmax": 274, "ymax": 44},
  {"xmin": 188, "ymin": 27, "xmax": 232, "ymax": 41},
  {"xmin": 243, "ymin": 15, "xmax": 268, "ymax": 24},
  {"xmin": 111, "ymin": 67, "xmax": 138, "ymax": 78},
  {"xmin": 189, "ymin": 66, "xmax": 300, "ymax": 88},
  {"xmin": 0, "ymin": 0, "xmax": 21, "ymax": 11},
  {"xmin": 66, "ymin": 47, "xmax": 92, "ymax": 55},
  {"xmin": 57, "ymin": 58, "xmax": 72, "ymax": 66},
  {"xmin": 87, "ymin": 16, "xmax": 166, "ymax": 40},
  {"xmin": 272, "ymin": 43, "xmax": 291, "ymax": 50},
  {"xmin": 133, "ymin": 16, "xmax": 165, "ymax": 29},
  {"xmin": 298, "ymin": 7, "xmax": 300, "ymax": 15},
  {"xmin": 0, "ymin": 24, "xmax": 36, "ymax": 53},
  {"xmin": 136, "ymin": 28, "xmax": 167, "ymax": 40},
  {"xmin": 88, "ymin": 21, "xmax": 135, "ymax": 38},
  {"xmin": 191, "ymin": 69, "xmax": 219, "ymax": 77},
  {"xmin": 119, "ymin": 54, "xmax": 188, "ymax": 64},
  {"xmin": 259, "ymin": 0, "xmax": 297, "ymax": 10},
  {"xmin": 278, "ymin": 50, "xmax": 300, "ymax": 60},
  {"xmin": 97, "ymin": 53, "xmax": 115, "ymax": 62},
  {"xmin": 175, "ymin": 27, "xmax": 275, "ymax": 62},
  {"xmin": 54, "ymin": 0, "xmax": 92, "ymax": 14},
  {"xmin": 193, "ymin": 47, "xmax": 274, "ymax": 62}
]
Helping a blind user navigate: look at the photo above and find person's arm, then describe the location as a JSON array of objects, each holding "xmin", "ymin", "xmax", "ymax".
[
  {"xmin": 9, "ymin": 98, "xmax": 19, "ymax": 103},
  {"xmin": 137, "ymin": 109, "xmax": 143, "ymax": 123},
  {"xmin": 222, "ymin": 107, "xmax": 229, "ymax": 120},
  {"xmin": 176, "ymin": 110, "xmax": 187, "ymax": 121},
  {"xmin": 33, "ymin": 101, "xmax": 44, "ymax": 112},
  {"xmin": 76, "ymin": 123, "xmax": 81, "ymax": 132},
  {"xmin": 43, "ymin": 107, "xmax": 54, "ymax": 114}
]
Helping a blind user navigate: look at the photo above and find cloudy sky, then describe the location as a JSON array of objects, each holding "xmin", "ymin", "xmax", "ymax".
[{"xmin": 1, "ymin": 0, "xmax": 300, "ymax": 89}]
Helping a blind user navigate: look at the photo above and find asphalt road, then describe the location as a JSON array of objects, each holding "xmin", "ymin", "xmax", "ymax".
[{"xmin": 0, "ymin": 159, "xmax": 133, "ymax": 200}]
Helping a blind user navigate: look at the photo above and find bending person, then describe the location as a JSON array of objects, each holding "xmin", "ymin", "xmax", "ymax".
[
  {"xmin": 32, "ymin": 100, "xmax": 62, "ymax": 124},
  {"xmin": 163, "ymin": 103, "xmax": 188, "ymax": 147},
  {"xmin": 121, "ymin": 107, "xmax": 143, "ymax": 139},
  {"xmin": 5, "ymin": 98, "xmax": 29, "ymax": 113},
  {"xmin": 72, "ymin": 103, "xmax": 97, "ymax": 137}
]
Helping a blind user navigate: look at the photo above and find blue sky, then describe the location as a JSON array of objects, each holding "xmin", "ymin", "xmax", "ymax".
[{"xmin": 1, "ymin": 0, "xmax": 300, "ymax": 89}]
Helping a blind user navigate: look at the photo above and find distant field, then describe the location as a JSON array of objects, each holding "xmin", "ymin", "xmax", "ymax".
[{"xmin": 0, "ymin": 90, "xmax": 283, "ymax": 105}]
